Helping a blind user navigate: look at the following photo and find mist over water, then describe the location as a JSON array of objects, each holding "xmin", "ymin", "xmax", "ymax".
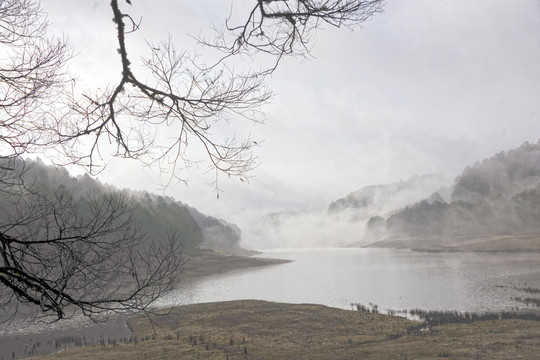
[
  {"xmin": 160, "ymin": 248, "xmax": 540, "ymax": 314},
  {"xmin": 244, "ymin": 211, "xmax": 366, "ymax": 249},
  {"xmin": 242, "ymin": 174, "xmax": 452, "ymax": 249}
]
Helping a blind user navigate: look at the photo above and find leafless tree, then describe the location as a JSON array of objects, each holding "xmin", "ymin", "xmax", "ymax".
[
  {"xmin": 0, "ymin": 0, "xmax": 70, "ymax": 159},
  {"xmin": 58, "ymin": 0, "xmax": 385, "ymax": 189},
  {"xmin": 0, "ymin": 0, "xmax": 384, "ymax": 321},
  {"xmin": 0, "ymin": 0, "xmax": 69, "ymax": 194},
  {"xmin": 204, "ymin": 0, "xmax": 385, "ymax": 70},
  {"xmin": 2, "ymin": 0, "xmax": 386, "ymax": 183},
  {"xmin": 0, "ymin": 188, "xmax": 183, "ymax": 322},
  {"xmin": 0, "ymin": 0, "xmax": 184, "ymax": 322},
  {"xmin": 59, "ymin": 0, "xmax": 271, "ymax": 189}
]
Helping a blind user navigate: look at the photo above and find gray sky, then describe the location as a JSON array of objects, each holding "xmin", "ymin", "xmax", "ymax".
[{"xmin": 41, "ymin": 0, "xmax": 540, "ymax": 245}]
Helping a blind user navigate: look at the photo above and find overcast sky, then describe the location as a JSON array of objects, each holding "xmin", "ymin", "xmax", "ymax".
[{"xmin": 41, "ymin": 0, "xmax": 540, "ymax": 242}]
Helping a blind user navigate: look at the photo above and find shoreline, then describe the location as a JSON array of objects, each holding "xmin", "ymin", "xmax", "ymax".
[
  {"xmin": 358, "ymin": 233, "xmax": 540, "ymax": 253},
  {"xmin": 31, "ymin": 300, "xmax": 540, "ymax": 359},
  {"xmin": 0, "ymin": 249, "xmax": 290, "ymax": 360},
  {"xmin": 5, "ymin": 250, "xmax": 540, "ymax": 360},
  {"xmin": 180, "ymin": 248, "xmax": 292, "ymax": 281}
]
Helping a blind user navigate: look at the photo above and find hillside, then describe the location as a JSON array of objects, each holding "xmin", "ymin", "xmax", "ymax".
[
  {"xmin": 187, "ymin": 205, "xmax": 256, "ymax": 255},
  {"xmin": 328, "ymin": 174, "xmax": 451, "ymax": 217},
  {"xmin": 363, "ymin": 140, "xmax": 540, "ymax": 249},
  {"xmin": 245, "ymin": 175, "xmax": 452, "ymax": 249},
  {"xmin": 0, "ymin": 158, "xmax": 251, "ymax": 253}
]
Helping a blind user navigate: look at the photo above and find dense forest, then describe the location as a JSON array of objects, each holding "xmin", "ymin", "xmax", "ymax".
[
  {"xmin": 364, "ymin": 140, "xmax": 540, "ymax": 239},
  {"xmin": 0, "ymin": 158, "xmax": 247, "ymax": 254}
]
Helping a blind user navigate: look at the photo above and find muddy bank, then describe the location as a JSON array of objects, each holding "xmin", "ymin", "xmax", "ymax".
[
  {"xmin": 31, "ymin": 300, "xmax": 540, "ymax": 359},
  {"xmin": 180, "ymin": 249, "xmax": 291, "ymax": 280},
  {"xmin": 0, "ymin": 250, "xmax": 289, "ymax": 360}
]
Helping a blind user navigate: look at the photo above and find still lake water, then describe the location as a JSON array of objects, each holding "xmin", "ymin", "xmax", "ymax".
[
  {"xmin": 162, "ymin": 248, "xmax": 540, "ymax": 313},
  {"xmin": 2, "ymin": 248, "xmax": 540, "ymax": 359}
]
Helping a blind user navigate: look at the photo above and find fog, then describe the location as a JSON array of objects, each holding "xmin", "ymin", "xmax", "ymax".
[
  {"xmin": 243, "ymin": 174, "xmax": 453, "ymax": 249},
  {"xmin": 361, "ymin": 141, "xmax": 540, "ymax": 243},
  {"xmin": 34, "ymin": 0, "xmax": 540, "ymax": 252},
  {"xmin": 3, "ymin": 2, "xmax": 540, "ymax": 358}
]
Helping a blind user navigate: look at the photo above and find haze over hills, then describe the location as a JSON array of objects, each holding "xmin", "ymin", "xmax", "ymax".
[
  {"xmin": 246, "ymin": 140, "xmax": 540, "ymax": 251},
  {"xmin": 328, "ymin": 174, "xmax": 452, "ymax": 218},
  {"xmin": 363, "ymin": 140, "xmax": 540, "ymax": 250},
  {"xmin": 244, "ymin": 175, "xmax": 453, "ymax": 249},
  {"xmin": 186, "ymin": 205, "xmax": 255, "ymax": 255},
  {"xmin": 0, "ymin": 158, "xmax": 250, "ymax": 254},
  {"xmin": 6, "ymin": 139, "xmax": 540, "ymax": 253}
]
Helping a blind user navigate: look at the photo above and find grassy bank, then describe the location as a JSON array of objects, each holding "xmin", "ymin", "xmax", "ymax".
[
  {"xmin": 363, "ymin": 233, "xmax": 540, "ymax": 253},
  {"xmin": 31, "ymin": 300, "xmax": 540, "ymax": 359},
  {"xmin": 0, "ymin": 250, "xmax": 290, "ymax": 360}
]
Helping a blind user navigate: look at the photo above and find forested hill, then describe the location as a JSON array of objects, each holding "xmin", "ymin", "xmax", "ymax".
[
  {"xmin": 1, "ymin": 158, "xmax": 248, "ymax": 253},
  {"xmin": 328, "ymin": 174, "xmax": 450, "ymax": 217},
  {"xmin": 186, "ymin": 206, "xmax": 255, "ymax": 255},
  {"xmin": 366, "ymin": 140, "xmax": 540, "ymax": 240},
  {"xmin": 452, "ymin": 141, "xmax": 540, "ymax": 203}
]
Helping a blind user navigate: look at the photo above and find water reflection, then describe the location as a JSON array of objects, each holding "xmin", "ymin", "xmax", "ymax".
[{"xmin": 161, "ymin": 248, "xmax": 540, "ymax": 313}]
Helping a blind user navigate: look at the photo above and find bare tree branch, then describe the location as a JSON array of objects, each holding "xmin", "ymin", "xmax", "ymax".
[
  {"xmin": 57, "ymin": 0, "xmax": 271, "ymax": 188},
  {"xmin": 200, "ymin": 0, "xmax": 385, "ymax": 72},
  {"xmin": 0, "ymin": 189, "xmax": 184, "ymax": 321},
  {"xmin": 0, "ymin": 0, "xmax": 70, "ymax": 159},
  {"xmin": 0, "ymin": 0, "xmax": 385, "ymax": 321},
  {"xmin": 2, "ymin": 0, "xmax": 384, "ymax": 187}
]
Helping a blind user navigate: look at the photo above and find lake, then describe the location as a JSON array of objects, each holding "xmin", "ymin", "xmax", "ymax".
[
  {"xmin": 160, "ymin": 248, "xmax": 540, "ymax": 313},
  {"xmin": 3, "ymin": 247, "xmax": 540, "ymax": 359}
]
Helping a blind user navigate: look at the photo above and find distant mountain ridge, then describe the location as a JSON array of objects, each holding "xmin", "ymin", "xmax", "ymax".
[
  {"xmin": 365, "ymin": 140, "xmax": 540, "ymax": 242},
  {"xmin": 328, "ymin": 174, "xmax": 451, "ymax": 218},
  {"xmin": 452, "ymin": 141, "xmax": 540, "ymax": 203}
]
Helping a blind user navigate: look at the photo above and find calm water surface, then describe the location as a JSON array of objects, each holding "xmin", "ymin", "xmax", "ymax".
[
  {"xmin": 3, "ymin": 248, "xmax": 540, "ymax": 359},
  {"xmin": 162, "ymin": 248, "xmax": 540, "ymax": 312}
]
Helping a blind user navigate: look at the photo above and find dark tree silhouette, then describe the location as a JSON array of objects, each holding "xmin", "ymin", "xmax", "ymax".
[
  {"xmin": 0, "ymin": 0, "xmax": 70, "ymax": 159},
  {"xmin": 204, "ymin": 0, "xmax": 385, "ymax": 69},
  {"xmin": 0, "ymin": 0, "xmax": 384, "ymax": 321},
  {"xmin": 0, "ymin": 188, "xmax": 183, "ymax": 321},
  {"xmin": 59, "ymin": 0, "xmax": 385, "ymax": 188}
]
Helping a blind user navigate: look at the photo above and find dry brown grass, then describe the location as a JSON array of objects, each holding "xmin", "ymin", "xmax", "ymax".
[
  {"xmin": 180, "ymin": 249, "xmax": 291, "ymax": 280},
  {"xmin": 365, "ymin": 234, "xmax": 540, "ymax": 253},
  {"xmin": 31, "ymin": 300, "xmax": 540, "ymax": 359}
]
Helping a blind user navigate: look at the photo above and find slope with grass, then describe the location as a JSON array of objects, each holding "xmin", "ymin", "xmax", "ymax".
[{"xmin": 32, "ymin": 300, "xmax": 540, "ymax": 359}]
